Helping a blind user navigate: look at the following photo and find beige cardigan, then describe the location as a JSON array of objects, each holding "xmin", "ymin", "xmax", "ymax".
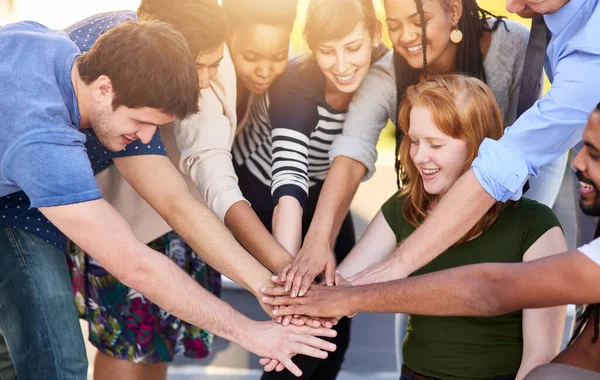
[{"xmin": 97, "ymin": 45, "xmax": 250, "ymax": 243}]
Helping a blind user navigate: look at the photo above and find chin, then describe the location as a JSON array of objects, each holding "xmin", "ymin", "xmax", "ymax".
[
  {"xmin": 517, "ymin": 10, "xmax": 541, "ymax": 18},
  {"xmin": 580, "ymin": 199, "xmax": 600, "ymax": 217}
]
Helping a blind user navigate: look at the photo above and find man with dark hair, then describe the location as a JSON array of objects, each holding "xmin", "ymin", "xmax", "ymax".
[
  {"xmin": 0, "ymin": 20, "xmax": 336, "ymax": 380},
  {"xmin": 262, "ymin": 106, "xmax": 600, "ymax": 378}
]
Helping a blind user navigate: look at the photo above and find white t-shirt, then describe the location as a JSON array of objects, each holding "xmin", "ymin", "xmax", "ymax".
[{"xmin": 578, "ymin": 238, "xmax": 600, "ymax": 265}]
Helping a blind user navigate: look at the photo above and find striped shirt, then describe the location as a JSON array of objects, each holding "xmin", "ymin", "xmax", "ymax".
[{"xmin": 232, "ymin": 58, "xmax": 346, "ymax": 210}]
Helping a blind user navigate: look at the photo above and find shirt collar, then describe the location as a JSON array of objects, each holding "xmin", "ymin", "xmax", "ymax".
[{"xmin": 544, "ymin": 0, "xmax": 588, "ymax": 36}]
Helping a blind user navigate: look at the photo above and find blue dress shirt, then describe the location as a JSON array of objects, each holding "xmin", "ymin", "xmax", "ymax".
[{"xmin": 472, "ymin": 0, "xmax": 600, "ymax": 202}]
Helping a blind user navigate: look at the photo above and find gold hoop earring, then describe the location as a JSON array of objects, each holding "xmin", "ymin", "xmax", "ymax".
[{"xmin": 450, "ymin": 19, "xmax": 463, "ymax": 44}]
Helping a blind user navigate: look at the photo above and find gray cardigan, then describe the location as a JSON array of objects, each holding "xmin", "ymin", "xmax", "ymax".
[{"xmin": 329, "ymin": 18, "xmax": 529, "ymax": 179}]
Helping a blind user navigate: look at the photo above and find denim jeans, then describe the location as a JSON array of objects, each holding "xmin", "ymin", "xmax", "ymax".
[{"xmin": 0, "ymin": 226, "xmax": 88, "ymax": 379}]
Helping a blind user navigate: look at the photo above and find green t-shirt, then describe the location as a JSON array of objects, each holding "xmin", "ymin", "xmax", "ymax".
[{"xmin": 381, "ymin": 193, "xmax": 562, "ymax": 380}]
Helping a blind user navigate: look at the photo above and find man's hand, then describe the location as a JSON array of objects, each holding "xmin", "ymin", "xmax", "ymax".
[
  {"xmin": 242, "ymin": 321, "xmax": 337, "ymax": 377},
  {"xmin": 261, "ymin": 284, "xmax": 354, "ymax": 318},
  {"xmin": 278, "ymin": 238, "xmax": 336, "ymax": 298}
]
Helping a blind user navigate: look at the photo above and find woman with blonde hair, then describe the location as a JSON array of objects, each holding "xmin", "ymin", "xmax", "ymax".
[
  {"xmin": 232, "ymin": 0, "xmax": 386, "ymax": 378},
  {"xmin": 335, "ymin": 75, "xmax": 567, "ymax": 380}
]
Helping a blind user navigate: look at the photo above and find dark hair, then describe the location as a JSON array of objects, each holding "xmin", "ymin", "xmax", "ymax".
[
  {"xmin": 137, "ymin": 0, "xmax": 226, "ymax": 59},
  {"xmin": 391, "ymin": 0, "xmax": 506, "ymax": 188},
  {"xmin": 222, "ymin": 0, "xmax": 299, "ymax": 31},
  {"xmin": 77, "ymin": 21, "xmax": 199, "ymax": 120},
  {"xmin": 596, "ymin": 102, "xmax": 600, "ymax": 112}
]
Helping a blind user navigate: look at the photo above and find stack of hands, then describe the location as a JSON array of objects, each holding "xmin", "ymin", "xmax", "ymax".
[{"xmin": 254, "ymin": 251, "xmax": 367, "ymax": 376}]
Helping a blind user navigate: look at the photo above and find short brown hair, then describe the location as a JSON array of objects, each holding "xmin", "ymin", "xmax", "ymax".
[
  {"xmin": 137, "ymin": 0, "xmax": 226, "ymax": 59},
  {"xmin": 398, "ymin": 75, "xmax": 513, "ymax": 245},
  {"xmin": 305, "ymin": 0, "xmax": 378, "ymax": 51},
  {"xmin": 222, "ymin": 0, "xmax": 299, "ymax": 31},
  {"xmin": 77, "ymin": 21, "xmax": 199, "ymax": 120}
]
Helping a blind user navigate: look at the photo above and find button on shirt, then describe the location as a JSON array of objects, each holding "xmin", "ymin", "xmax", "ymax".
[
  {"xmin": 471, "ymin": 0, "xmax": 600, "ymax": 203},
  {"xmin": 0, "ymin": 13, "xmax": 167, "ymax": 250}
]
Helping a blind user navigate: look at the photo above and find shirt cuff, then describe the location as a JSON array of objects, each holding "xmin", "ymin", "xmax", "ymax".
[
  {"xmin": 578, "ymin": 238, "xmax": 600, "ymax": 267},
  {"xmin": 208, "ymin": 177, "xmax": 249, "ymax": 221},
  {"xmin": 272, "ymin": 184, "xmax": 308, "ymax": 209},
  {"xmin": 330, "ymin": 135, "xmax": 378, "ymax": 181},
  {"xmin": 471, "ymin": 138, "xmax": 530, "ymax": 202}
]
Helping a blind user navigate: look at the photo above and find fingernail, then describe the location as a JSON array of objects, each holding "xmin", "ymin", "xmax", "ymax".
[
  {"xmin": 285, "ymin": 284, "xmax": 291, "ymax": 292},
  {"xmin": 327, "ymin": 283, "xmax": 334, "ymax": 287},
  {"xmin": 291, "ymin": 290, "xmax": 297, "ymax": 298},
  {"xmin": 271, "ymin": 276, "xmax": 278, "ymax": 281},
  {"xmin": 262, "ymin": 296, "xmax": 269, "ymax": 302},
  {"xmin": 330, "ymin": 344, "xmax": 336, "ymax": 350},
  {"xmin": 298, "ymin": 289, "xmax": 305, "ymax": 297},
  {"xmin": 261, "ymin": 287, "xmax": 267, "ymax": 292},
  {"xmin": 330, "ymin": 330, "xmax": 337, "ymax": 336},
  {"xmin": 273, "ymin": 309, "xmax": 279, "ymax": 315}
]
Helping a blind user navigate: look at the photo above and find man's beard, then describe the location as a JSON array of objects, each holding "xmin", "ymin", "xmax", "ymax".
[
  {"xmin": 576, "ymin": 170, "xmax": 600, "ymax": 216},
  {"xmin": 90, "ymin": 107, "xmax": 121, "ymax": 152}
]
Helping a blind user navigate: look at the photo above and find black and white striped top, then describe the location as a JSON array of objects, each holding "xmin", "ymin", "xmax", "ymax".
[{"xmin": 232, "ymin": 58, "xmax": 347, "ymax": 210}]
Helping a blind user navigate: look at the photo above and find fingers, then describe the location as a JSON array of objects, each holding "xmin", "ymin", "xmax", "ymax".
[
  {"xmin": 279, "ymin": 264, "xmax": 292, "ymax": 283},
  {"xmin": 292, "ymin": 341, "xmax": 329, "ymax": 360},
  {"xmin": 276, "ymin": 363, "xmax": 286, "ymax": 372},
  {"xmin": 324, "ymin": 261, "xmax": 336, "ymax": 288},
  {"xmin": 271, "ymin": 275, "xmax": 285, "ymax": 286},
  {"xmin": 290, "ymin": 268, "xmax": 309, "ymax": 298},
  {"xmin": 262, "ymin": 358, "xmax": 280, "ymax": 372},
  {"xmin": 262, "ymin": 296, "xmax": 304, "ymax": 307},
  {"xmin": 284, "ymin": 264, "xmax": 300, "ymax": 293},
  {"xmin": 277, "ymin": 355, "xmax": 302, "ymax": 377},
  {"xmin": 291, "ymin": 325, "xmax": 337, "ymax": 339},
  {"xmin": 261, "ymin": 286, "xmax": 292, "ymax": 296},
  {"xmin": 294, "ymin": 334, "xmax": 337, "ymax": 352},
  {"xmin": 298, "ymin": 271, "xmax": 316, "ymax": 297},
  {"xmin": 286, "ymin": 315, "xmax": 300, "ymax": 326}
]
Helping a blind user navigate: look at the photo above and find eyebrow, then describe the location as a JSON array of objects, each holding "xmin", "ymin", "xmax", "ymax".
[
  {"xmin": 386, "ymin": 11, "xmax": 427, "ymax": 23},
  {"xmin": 198, "ymin": 55, "xmax": 224, "ymax": 67},
  {"xmin": 585, "ymin": 140, "xmax": 600, "ymax": 152},
  {"xmin": 133, "ymin": 119, "xmax": 157, "ymax": 125},
  {"xmin": 246, "ymin": 49, "xmax": 288, "ymax": 57}
]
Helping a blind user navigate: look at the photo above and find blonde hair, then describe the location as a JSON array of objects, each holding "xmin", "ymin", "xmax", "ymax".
[
  {"xmin": 304, "ymin": 0, "xmax": 378, "ymax": 51},
  {"xmin": 398, "ymin": 74, "xmax": 513, "ymax": 244}
]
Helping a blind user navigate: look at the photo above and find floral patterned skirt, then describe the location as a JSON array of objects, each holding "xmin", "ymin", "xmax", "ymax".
[{"xmin": 67, "ymin": 231, "xmax": 222, "ymax": 364}]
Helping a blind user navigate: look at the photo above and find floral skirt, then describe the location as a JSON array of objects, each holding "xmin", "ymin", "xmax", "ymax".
[{"xmin": 67, "ymin": 231, "xmax": 222, "ymax": 364}]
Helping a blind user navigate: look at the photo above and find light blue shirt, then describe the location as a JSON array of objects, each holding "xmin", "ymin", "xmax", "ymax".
[{"xmin": 471, "ymin": 0, "xmax": 600, "ymax": 202}]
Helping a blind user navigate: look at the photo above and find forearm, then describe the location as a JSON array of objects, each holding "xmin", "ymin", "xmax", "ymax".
[
  {"xmin": 305, "ymin": 156, "xmax": 365, "ymax": 245},
  {"xmin": 164, "ymin": 193, "xmax": 273, "ymax": 295},
  {"xmin": 225, "ymin": 200, "xmax": 292, "ymax": 273},
  {"xmin": 352, "ymin": 170, "xmax": 495, "ymax": 284},
  {"xmin": 272, "ymin": 196, "xmax": 303, "ymax": 256}
]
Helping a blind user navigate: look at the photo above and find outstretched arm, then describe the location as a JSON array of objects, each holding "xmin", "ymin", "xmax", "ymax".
[
  {"xmin": 41, "ymin": 199, "xmax": 337, "ymax": 376},
  {"xmin": 114, "ymin": 154, "xmax": 274, "ymax": 296},
  {"xmin": 263, "ymin": 250, "xmax": 600, "ymax": 318}
]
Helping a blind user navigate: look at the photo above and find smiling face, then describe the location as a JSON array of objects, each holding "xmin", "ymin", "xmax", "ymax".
[
  {"xmin": 228, "ymin": 24, "xmax": 290, "ymax": 95},
  {"xmin": 408, "ymin": 105, "xmax": 468, "ymax": 197},
  {"xmin": 573, "ymin": 111, "xmax": 600, "ymax": 216},
  {"xmin": 385, "ymin": 0, "xmax": 459, "ymax": 73},
  {"xmin": 505, "ymin": 0, "xmax": 569, "ymax": 18},
  {"xmin": 314, "ymin": 22, "xmax": 376, "ymax": 94}
]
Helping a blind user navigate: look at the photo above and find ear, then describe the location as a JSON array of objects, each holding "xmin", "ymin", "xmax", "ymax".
[
  {"xmin": 452, "ymin": 0, "xmax": 464, "ymax": 22},
  {"xmin": 90, "ymin": 75, "xmax": 114, "ymax": 104}
]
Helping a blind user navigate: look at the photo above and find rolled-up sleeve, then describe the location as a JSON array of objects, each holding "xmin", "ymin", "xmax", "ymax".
[
  {"xmin": 472, "ymin": 47, "xmax": 600, "ymax": 202},
  {"xmin": 329, "ymin": 52, "xmax": 397, "ymax": 180}
]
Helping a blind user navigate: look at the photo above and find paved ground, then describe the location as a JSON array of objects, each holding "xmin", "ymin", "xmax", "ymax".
[{"xmin": 81, "ymin": 151, "xmax": 578, "ymax": 379}]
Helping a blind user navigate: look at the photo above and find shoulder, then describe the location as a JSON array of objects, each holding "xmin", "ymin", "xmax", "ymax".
[
  {"xmin": 366, "ymin": 50, "xmax": 396, "ymax": 84},
  {"xmin": 65, "ymin": 11, "xmax": 137, "ymax": 53},
  {"xmin": 270, "ymin": 57, "xmax": 323, "ymax": 99},
  {"xmin": 504, "ymin": 198, "xmax": 561, "ymax": 230},
  {"xmin": 488, "ymin": 18, "xmax": 530, "ymax": 60}
]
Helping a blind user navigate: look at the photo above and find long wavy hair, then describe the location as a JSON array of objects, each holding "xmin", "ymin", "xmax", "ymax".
[{"xmin": 398, "ymin": 75, "xmax": 513, "ymax": 244}]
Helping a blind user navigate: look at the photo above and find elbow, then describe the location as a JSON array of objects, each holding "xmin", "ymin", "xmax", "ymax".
[
  {"xmin": 471, "ymin": 266, "xmax": 516, "ymax": 317},
  {"xmin": 113, "ymin": 252, "xmax": 151, "ymax": 292}
]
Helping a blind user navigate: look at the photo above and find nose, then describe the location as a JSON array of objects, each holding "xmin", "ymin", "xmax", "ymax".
[
  {"xmin": 505, "ymin": 0, "xmax": 525, "ymax": 14},
  {"xmin": 137, "ymin": 125, "xmax": 158, "ymax": 144},
  {"xmin": 334, "ymin": 52, "xmax": 349, "ymax": 74},
  {"xmin": 400, "ymin": 26, "xmax": 418, "ymax": 44},
  {"xmin": 573, "ymin": 148, "xmax": 586, "ymax": 173},
  {"xmin": 197, "ymin": 67, "xmax": 210, "ymax": 90},
  {"xmin": 256, "ymin": 62, "xmax": 271, "ymax": 80},
  {"xmin": 413, "ymin": 144, "xmax": 430, "ymax": 164}
]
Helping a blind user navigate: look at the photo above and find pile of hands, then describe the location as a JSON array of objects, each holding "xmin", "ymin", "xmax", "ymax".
[{"xmin": 248, "ymin": 249, "xmax": 367, "ymax": 377}]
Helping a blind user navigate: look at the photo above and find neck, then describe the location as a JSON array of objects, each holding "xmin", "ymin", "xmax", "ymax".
[
  {"xmin": 324, "ymin": 80, "xmax": 353, "ymax": 110},
  {"xmin": 71, "ymin": 62, "xmax": 90, "ymax": 129},
  {"xmin": 425, "ymin": 43, "xmax": 458, "ymax": 76}
]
